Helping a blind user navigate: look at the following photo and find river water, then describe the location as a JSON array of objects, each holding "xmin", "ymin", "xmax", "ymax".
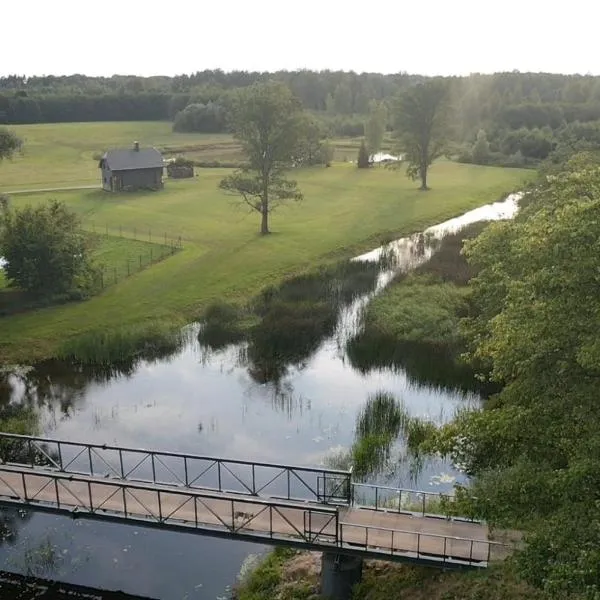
[{"xmin": 0, "ymin": 194, "xmax": 519, "ymax": 599}]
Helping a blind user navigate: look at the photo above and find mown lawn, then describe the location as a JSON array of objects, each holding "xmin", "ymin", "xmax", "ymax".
[
  {"xmin": 88, "ymin": 234, "xmax": 174, "ymax": 286},
  {"xmin": 0, "ymin": 122, "xmax": 236, "ymax": 191},
  {"xmin": 0, "ymin": 121, "xmax": 389, "ymax": 192},
  {"xmin": 0, "ymin": 161, "xmax": 529, "ymax": 363}
]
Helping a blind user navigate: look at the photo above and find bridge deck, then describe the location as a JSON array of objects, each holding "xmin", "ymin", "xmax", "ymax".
[{"xmin": 0, "ymin": 465, "xmax": 508, "ymax": 566}]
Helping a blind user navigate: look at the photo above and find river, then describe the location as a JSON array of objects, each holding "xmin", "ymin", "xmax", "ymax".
[{"xmin": 0, "ymin": 193, "xmax": 519, "ymax": 599}]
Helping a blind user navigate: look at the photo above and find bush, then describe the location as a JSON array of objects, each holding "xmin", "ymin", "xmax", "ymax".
[{"xmin": 0, "ymin": 199, "xmax": 97, "ymax": 299}]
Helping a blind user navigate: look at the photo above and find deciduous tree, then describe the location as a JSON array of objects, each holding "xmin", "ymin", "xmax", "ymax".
[
  {"xmin": 364, "ymin": 100, "xmax": 387, "ymax": 155},
  {"xmin": 0, "ymin": 128, "xmax": 21, "ymax": 161},
  {"xmin": 357, "ymin": 140, "xmax": 371, "ymax": 169},
  {"xmin": 471, "ymin": 128, "xmax": 491, "ymax": 164},
  {"xmin": 415, "ymin": 157, "xmax": 600, "ymax": 597},
  {"xmin": 393, "ymin": 80, "xmax": 449, "ymax": 190},
  {"xmin": 0, "ymin": 200, "xmax": 95, "ymax": 298},
  {"xmin": 219, "ymin": 81, "xmax": 305, "ymax": 235}
]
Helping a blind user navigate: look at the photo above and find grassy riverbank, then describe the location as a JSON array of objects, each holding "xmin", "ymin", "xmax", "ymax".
[
  {"xmin": 234, "ymin": 549, "xmax": 546, "ymax": 600},
  {"xmin": 347, "ymin": 223, "xmax": 489, "ymax": 393},
  {"xmin": 0, "ymin": 133, "xmax": 527, "ymax": 364}
]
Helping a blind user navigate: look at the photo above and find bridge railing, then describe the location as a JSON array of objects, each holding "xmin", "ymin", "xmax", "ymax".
[
  {"xmin": 0, "ymin": 465, "xmax": 340, "ymax": 547},
  {"xmin": 0, "ymin": 433, "xmax": 351, "ymax": 505},
  {"xmin": 351, "ymin": 482, "xmax": 477, "ymax": 521},
  {"xmin": 339, "ymin": 521, "xmax": 510, "ymax": 566}
]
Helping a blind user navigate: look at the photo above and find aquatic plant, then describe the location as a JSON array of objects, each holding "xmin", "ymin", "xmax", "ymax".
[{"xmin": 59, "ymin": 322, "xmax": 183, "ymax": 366}]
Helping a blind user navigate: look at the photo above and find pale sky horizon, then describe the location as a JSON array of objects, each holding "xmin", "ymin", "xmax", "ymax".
[{"xmin": 4, "ymin": 0, "xmax": 600, "ymax": 78}]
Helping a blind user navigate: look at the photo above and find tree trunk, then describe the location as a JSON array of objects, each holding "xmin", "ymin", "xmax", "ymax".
[
  {"xmin": 260, "ymin": 177, "xmax": 270, "ymax": 234},
  {"xmin": 260, "ymin": 207, "xmax": 269, "ymax": 234},
  {"xmin": 420, "ymin": 164, "xmax": 429, "ymax": 191}
]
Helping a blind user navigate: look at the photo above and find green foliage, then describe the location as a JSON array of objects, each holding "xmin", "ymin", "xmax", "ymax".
[
  {"xmin": 234, "ymin": 548, "xmax": 306, "ymax": 600},
  {"xmin": 471, "ymin": 129, "xmax": 491, "ymax": 164},
  {"xmin": 200, "ymin": 259, "xmax": 379, "ymax": 383},
  {"xmin": 350, "ymin": 391, "xmax": 408, "ymax": 478},
  {"xmin": 357, "ymin": 140, "xmax": 371, "ymax": 169},
  {"xmin": 58, "ymin": 322, "xmax": 183, "ymax": 365},
  {"xmin": 172, "ymin": 102, "xmax": 227, "ymax": 133},
  {"xmin": 220, "ymin": 81, "xmax": 306, "ymax": 234},
  {"xmin": 347, "ymin": 223, "xmax": 491, "ymax": 395},
  {"xmin": 415, "ymin": 155, "xmax": 600, "ymax": 597},
  {"xmin": 198, "ymin": 302, "xmax": 249, "ymax": 350},
  {"xmin": 0, "ymin": 199, "xmax": 96, "ymax": 298},
  {"xmin": 0, "ymin": 128, "xmax": 21, "ymax": 160},
  {"xmin": 295, "ymin": 115, "xmax": 332, "ymax": 166},
  {"xmin": 0, "ymin": 156, "xmax": 527, "ymax": 364},
  {"xmin": 353, "ymin": 562, "xmax": 549, "ymax": 600},
  {"xmin": 365, "ymin": 100, "xmax": 387, "ymax": 155},
  {"xmin": 393, "ymin": 80, "xmax": 449, "ymax": 190},
  {"xmin": 362, "ymin": 275, "xmax": 470, "ymax": 348}
]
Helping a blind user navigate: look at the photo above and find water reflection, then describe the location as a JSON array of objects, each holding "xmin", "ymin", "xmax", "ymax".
[{"xmin": 0, "ymin": 193, "xmax": 520, "ymax": 598}]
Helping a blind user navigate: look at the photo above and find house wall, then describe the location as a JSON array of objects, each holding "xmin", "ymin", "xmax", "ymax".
[
  {"xmin": 101, "ymin": 164, "xmax": 113, "ymax": 191},
  {"xmin": 111, "ymin": 168, "xmax": 163, "ymax": 191}
]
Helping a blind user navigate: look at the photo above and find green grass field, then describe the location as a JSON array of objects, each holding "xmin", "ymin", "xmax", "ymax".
[
  {"xmin": 88, "ymin": 234, "xmax": 175, "ymax": 286},
  {"xmin": 0, "ymin": 121, "xmax": 389, "ymax": 192},
  {"xmin": 0, "ymin": 154, "xmax": 528, "ymax": 363},
  {"xmin": 0, "ymin": 122, "xmax": 238, "ymax": 191}
]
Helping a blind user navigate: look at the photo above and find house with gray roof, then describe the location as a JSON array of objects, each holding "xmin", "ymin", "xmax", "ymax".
[{"xmin": 99, "ymin": 142, "xmax": 164, "ymax": 192}]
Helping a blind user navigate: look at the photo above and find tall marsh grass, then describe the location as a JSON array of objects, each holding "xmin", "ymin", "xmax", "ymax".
[{"xmin": 59, "ymin": 322, "xmax": 184, "ymax": 365}]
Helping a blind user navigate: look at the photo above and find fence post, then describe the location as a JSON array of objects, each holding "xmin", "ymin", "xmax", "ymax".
[
  {"xmin": 139, "ymin": 255, "xmax": 142, "ymax": 270},
  {"xmin": 164, "ymin": 232, "xmax": 167, "ymax": 245},
  {"xmin": 150, "ymin": 248, "xmax": 153, "ymax": 262},
  {"xmin": 149, "ymin": 230, "xmax": 152, "ymax": 243},
  {"xmin": 100, "ymin": 268, "xmax": 104, "ymax": 290},
  {"xmin": 119, "ymin": 225, "xmax": 122, "ymax": 237}
]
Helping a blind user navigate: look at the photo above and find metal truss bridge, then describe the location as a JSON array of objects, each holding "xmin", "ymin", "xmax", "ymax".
[{"xmin": 0, "ymin": 433, "xmax": 513, "ymax": 569}]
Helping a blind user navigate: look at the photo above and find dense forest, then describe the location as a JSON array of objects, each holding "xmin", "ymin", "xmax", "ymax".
[{"xmin": 3, "ymin": 71, "xmax": 600, "ymax": 165}]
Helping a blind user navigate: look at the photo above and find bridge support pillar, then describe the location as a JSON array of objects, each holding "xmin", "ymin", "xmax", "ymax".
[{"xmin": 320, "ymin": 552, "xmax": 363, "ymax": 600}]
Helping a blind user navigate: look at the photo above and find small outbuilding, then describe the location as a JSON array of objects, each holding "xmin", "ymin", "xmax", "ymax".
[{"xmin": 99, "ymin": 142, "xmax": 164, "ymax": 192}]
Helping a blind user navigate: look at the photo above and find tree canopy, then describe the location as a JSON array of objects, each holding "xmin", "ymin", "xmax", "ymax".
[
  {"xmin": 393, "ymin": 80, "xmax": 449, "ymax": 190},
  {"xmin": 415, "ymin": 154, "xmax": 600, "ymax": 597},
  {"xmin": 365, "ymin": 100, "xmax": 387, "ymax": 155},
  {"xmin": 0, "ymin": 200, "xmax": 95, "ymax": 298},
  {"xmin": 0, "ymin": 128, "xmax": 21, "ymax": 161},
  {"xmin": 219, "ymin": 81, "xmax": 305, "ymax": 234}
]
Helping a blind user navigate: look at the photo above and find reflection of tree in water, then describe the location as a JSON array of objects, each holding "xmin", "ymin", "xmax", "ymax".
[
  {"xmin": 2, "ymin": 340, "xmax": 184, "ymax": 419},
  {"xmin": 346, "ymin": 334, "xmax": 496, "ymax": 397},
  {"xmin": 325, "ymin": 391, "xmax": 426, "ymax": 485},
  {"xmin": 350, "ymin": 391, "xmax": 408, "ymax": 480},
  {"xmin": 199, "ymin": 260, "xmax": 380, "ymax": 386}
]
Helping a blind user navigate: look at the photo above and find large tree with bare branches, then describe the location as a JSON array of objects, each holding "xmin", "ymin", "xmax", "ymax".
[{"xmin": 219, "ymin": 81, "xmax": 305, "ymax": 234}]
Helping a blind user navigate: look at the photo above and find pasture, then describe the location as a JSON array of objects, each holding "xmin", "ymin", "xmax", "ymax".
[
  {"xmin": 0, "ymin": 122, "xmax": 529, "ymax": 363},
  {"xmin": 0, "ymin": 121, "xmax": 378, "ymax": 192},
  {"xmin": 0, "ymin": 169, "xmax": 528, "ymax": 362}
]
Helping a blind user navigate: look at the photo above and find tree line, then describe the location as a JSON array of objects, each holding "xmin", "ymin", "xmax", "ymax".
[{"xmin": 5, "ymin": 70, "xmax": 600, "ymax": 165}]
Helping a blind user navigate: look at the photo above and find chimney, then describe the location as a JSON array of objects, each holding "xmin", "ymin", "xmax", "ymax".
[{"xmin": 133, "ymin": 141, "xmax": 140, "ymax": 151}]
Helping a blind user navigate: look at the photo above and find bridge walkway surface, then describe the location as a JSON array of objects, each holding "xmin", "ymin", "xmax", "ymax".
[{"xmin": 0, "ymin": 433, "xmax": 514, "ymax": 569}]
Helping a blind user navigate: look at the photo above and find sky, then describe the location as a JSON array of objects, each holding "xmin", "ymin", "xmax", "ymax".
[{"xmin": 4, "ymin": 0, "xmax": 600, "ymax": 77}]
